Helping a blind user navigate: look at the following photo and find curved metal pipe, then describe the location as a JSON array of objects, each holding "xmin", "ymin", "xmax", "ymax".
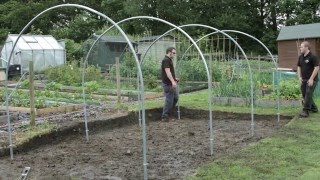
[
  {"xmin": 136, "ymin": 24, "xmax": 255, "ymax": 141},
  {"xmin": 3, "ymin": 6, "xmax": 146, "ymax": 180},
  {"xmin": 82, "ymin": 16, "xmax": 213, "ymax": 177},
  {"xmin": 222, "ymin": 30, "xmax": 280, "ymax": 122}
]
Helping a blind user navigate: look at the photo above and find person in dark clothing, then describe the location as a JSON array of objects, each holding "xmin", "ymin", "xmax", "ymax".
[
  {"xmin": 161, "ymin": 47, "xmax": 179, "ymax": 121},
  {"xmin": 297, "ymin": 41, "xmax": 319, "ymax": 117}
]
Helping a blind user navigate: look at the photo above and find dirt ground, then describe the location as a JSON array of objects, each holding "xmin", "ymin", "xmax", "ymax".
[{"xmin": 0, "ymin": 109, "xmax": 291, "ymax": 180}]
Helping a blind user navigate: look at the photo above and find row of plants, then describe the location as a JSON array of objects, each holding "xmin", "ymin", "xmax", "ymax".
[
  {"xmin": 0, "ymin": 82, "xmax": 108, "ymax": 108},
  {"xmin": 28, "ymin": 57, "xmax": 301, "ymax": 105},
  {"xmin": 41, "ymin": 56, "xmax": 278, "ymax": 89},
  {"xmin": 212, "ymin": 70, "xmax": 301, "ymax": 101}
]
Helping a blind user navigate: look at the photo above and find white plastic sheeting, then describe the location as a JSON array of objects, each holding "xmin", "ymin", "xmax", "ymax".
[{"xmin": 1, "ymin": 34, "xmax": 65, "ymax": 72}]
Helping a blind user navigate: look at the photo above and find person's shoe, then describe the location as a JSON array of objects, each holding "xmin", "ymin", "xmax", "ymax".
[
  {"xmin": 310, "ymin": 109, "xmax": 318, "ymax": 113},
  {"xmin": 169, "ymin": 115, "xmax": 177, "ymax": 121},
  {"xmin": 161, "ymin": 116, "xmax": 170, "ymax": 122},
  {"xmin": 299, "ymin": 111, "xmax": 309, "ymax": 118}
]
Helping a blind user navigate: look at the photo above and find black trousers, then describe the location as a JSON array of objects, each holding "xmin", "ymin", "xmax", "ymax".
[
  {"xmin": 301, "ymin": 80, "xmax": 318, "ymax": 112},
  {"xmin": 162, "ymin": 84, "xmax": 179, "ymax": 118}
]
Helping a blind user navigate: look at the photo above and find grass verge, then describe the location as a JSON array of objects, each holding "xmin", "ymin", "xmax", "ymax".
[
  {"xmin": 13, "ymin": 122, "xmax": 57, "ymax": 145},
  {"xmin": 128, "ymin": 89, "xmax": 302, "ymax": 116}
]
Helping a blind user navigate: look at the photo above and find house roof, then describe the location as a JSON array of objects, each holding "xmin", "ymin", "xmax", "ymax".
[
  {"xmin": 92, "ymin": 34, "xmax": 137, "ymax": 44},
  {"xmin": 5, "ymin": 34, "xmax": 64, "ymax": 50},
  {"xmin": 277, "ymin": 23, "xmax": 320, "ymax": 41}
]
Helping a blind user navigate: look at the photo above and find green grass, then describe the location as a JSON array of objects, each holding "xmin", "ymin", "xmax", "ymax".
[
  {"xmin": 184, "ymin": 95, "xmax": 320, "ymax": 179},
  {"xmin": 14, "ymin": 122, "xmax": 57, "ymax": 145},
  {"xmin": 128, "ymin": 89, "xmax": 301, "ymax": 116}
]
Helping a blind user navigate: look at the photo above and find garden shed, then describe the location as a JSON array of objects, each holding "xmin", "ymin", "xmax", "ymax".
[
  {"xmin": 85, "ymin": 34, "xmax": 138, "ymax": 71},
  {"xmin": 138, "ymin": 35, "xmax": 177, "ymax": 62},
  {"xmin": 277, "ymin": 23, "xmax": 320, "ymax": 70},
  {"xmin": 0, "ymin": 34, "xmax": 65, "ymax": 73}
]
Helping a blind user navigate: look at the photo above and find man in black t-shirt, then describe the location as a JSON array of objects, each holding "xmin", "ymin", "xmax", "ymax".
[
  {"xmin": 161, "ymin": 47, "xmax": 179, "ymax": 121},
  {"xmin": 297, "ymin": 41, "xmax": 319, "ymax": 117}
]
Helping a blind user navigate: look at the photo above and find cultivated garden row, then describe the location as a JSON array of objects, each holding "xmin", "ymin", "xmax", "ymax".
[{"xmin": 0, "ymin": 57, "xmax": 301, "ymax": 109}]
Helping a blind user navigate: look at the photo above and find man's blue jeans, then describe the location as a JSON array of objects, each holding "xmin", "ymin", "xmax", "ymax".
[
  {"xmin": 162, "ymin": 84, "xmax": 179, "ymax": 118},
  {"xmin": 301, "ymin": 80, "xmax": 318, "ymax": 112}
]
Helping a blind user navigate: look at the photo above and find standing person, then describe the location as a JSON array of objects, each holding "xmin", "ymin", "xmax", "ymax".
[
  {"xmin": 161, "ymin": 47, "xmax": 179, "ymax": 121},
  {"xmin": 297, "ymin": 41, "xmax": 319, "ymax": 117}
]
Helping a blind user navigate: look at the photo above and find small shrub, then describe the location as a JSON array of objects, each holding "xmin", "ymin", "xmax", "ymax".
[
  {"xmin": 144, "ymin": 74, "xmax": 158, "ymax": 90},
  {"xmin": 278, "ymin": 79, "xmax": 300, "ymax": 100},
  {"xmin": 84, "ymin": 81, "xmax": 100, "ymax": 94},
  {"xmin": 20, "ymin": 79, "xmax": 30, "ymax": 88},
  {"xmin": 44, "ymin": 61, "xmax": 103, "ymax": 86},
  {"xmin": 262, "ymin": 79, "xmax": 301, "ymax": 100},
  {"xmin": 45, "ymin": 82, "xmax": 62, "ymax": 91}
]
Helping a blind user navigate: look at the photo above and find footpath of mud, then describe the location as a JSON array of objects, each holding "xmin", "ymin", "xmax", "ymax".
[{"xmin": 0, "ymin": 107, "xmax": 293, "ymax": 157}]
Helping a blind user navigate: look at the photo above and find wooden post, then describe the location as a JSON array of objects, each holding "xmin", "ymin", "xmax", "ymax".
[
  {"xmin": 116, "ymin": 58, "xmax": 121, "ymax": 105},
  {"xmin": 29, "ymin": 61, "xmax": 35, "ymax": 126}
]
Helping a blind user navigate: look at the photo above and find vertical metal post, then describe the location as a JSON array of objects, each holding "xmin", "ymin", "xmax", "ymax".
[
  {"xmin": 29, "ymin": 61, "xmax": 36, "ymax": 126},
  {"xmin": 116, "ymin": 58, "xmax": 121, "ymax": 105},
  {"xmin": 137, "ymin": 53, "xmax": 142, "ymax": 127}
]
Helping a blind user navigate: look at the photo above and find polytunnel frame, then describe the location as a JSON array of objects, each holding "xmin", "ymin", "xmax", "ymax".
[
  {"xmin": 85, "ymin": 16, "xmax": 213, "ymax": 178},
  {"xmin": 222, "ymin": 30, "xmax": 280, "ymax": 121},
  {"xmin": 139, "ymin": 24, "xmax": 255, "ymax": 136},
  {"xmin": 3, "ymin": 5, "xmax": 149, "ymax": 179},
  {"xmin": 84, "ymin": 17, "xmax": 214, "ymax": 157},
  {"xmin": 178, "ymin": 30, "xmax": 281, "ymax": 122}
]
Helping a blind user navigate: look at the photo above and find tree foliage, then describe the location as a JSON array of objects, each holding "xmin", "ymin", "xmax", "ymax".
[{"xmin": 0, "ymin": 0, "xmax": 319, "ymax": 54}]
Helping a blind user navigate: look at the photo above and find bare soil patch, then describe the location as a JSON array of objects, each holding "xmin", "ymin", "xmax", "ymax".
[{"xmin": 0, "ymin": 108, "xmax": 292, "ymax": 179}]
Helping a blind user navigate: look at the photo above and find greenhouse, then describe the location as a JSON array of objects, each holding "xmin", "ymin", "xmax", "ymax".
[{"xmin": 0, "ymin": 34, "xmax": 65, "ymax": 73}]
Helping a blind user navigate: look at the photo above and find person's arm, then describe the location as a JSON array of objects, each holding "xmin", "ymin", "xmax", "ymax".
[
  {"xmin": 307, "ymin": 66, "xmax": 319, "ymax": 86},
  {"xmin": 165, "ymin": 68, "xmax": 177, "ymax": 87},
  {"xmin": 297, "ymin": 66, "xmax": 303, "ymax": 83}
]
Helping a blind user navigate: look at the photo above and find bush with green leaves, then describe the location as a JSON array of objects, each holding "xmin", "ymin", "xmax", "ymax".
[
  {"xmin": 84, "ymin": 81, "xmax": 100, "ymax": 94},
  {"xmin": 271, "ymin": 79, "xmax": 300, "ymax": 100},
  {"xmin": 44, "ymin": 61, "xmax": 103, "ymax": 86},
  {"xmin": 177, "ymin": 58, "xmax": 206, "ymax": 81},
  {"xmin": 20, "ymin": 79, "xmax": 30, "ymax": 88},
  {"xmin": 45, "ymin": 82, "xmax": 62, "ymax": 91}
]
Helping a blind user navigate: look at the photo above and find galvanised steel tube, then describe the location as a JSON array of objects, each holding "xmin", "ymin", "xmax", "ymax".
[
  {"xmin": 180, "ymin": 29, "xmax": 281, "ymax": 129},
  {"xmin": 110, "ymin": 17, "xmax": 212, "ymax": 155},
  {"xmin": 176, "ymin": 24, "xmax": 254, "ymax": 136},
  {"xmin": 83, "ymin": 17, "xmax": 212, "ymax": 158},
  {"xmin": 138, "ymin": 23, "xmax": 254, "ymax": 151},
  {"xmin": 222, "ymin": 30, "xmax": 281, "ymax": 122},
  {"xmin": 3, "ymin": 5, "xmax": 148, "ymax": 180}
]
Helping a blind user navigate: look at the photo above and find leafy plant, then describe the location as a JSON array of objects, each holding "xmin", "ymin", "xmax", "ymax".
[
  {"xmin": 214, "ymin": 79, "xmax": 252, "ymax": 98},
  {"xmin": 45, "ymin": 82, "xmax": 62, "ymax": 91},
  {"xmin": 144, "ymin": 74, "xmax": 158, "ymax": 90},
  {"xmin": 20, "ymin": 79, "xmax": 30, "ymax": 88},
  {"xmin": 262, "ymin": 79, "xmax": 301, "ymax": 100},
  {"xmin": 84, "ymin": 81, "xmax": 100, "ymax": 94},
  {"xmin": 44, "ymin": 61, "xmax": 103, "ymax": 86}
]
